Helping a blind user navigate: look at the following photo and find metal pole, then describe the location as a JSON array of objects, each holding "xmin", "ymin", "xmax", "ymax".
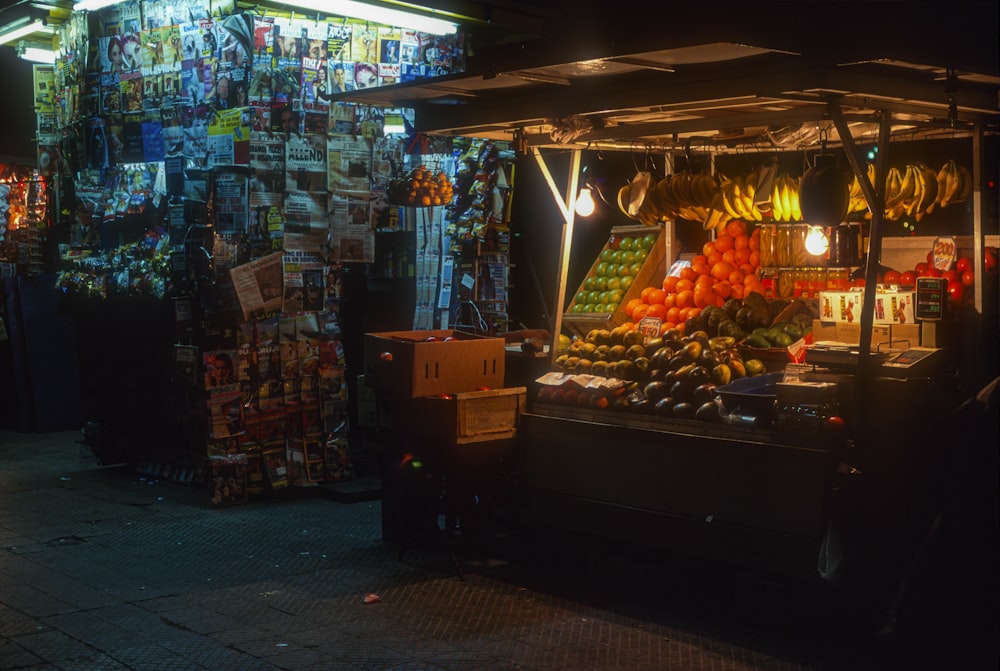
[{"xmin": 530, "ymin": 147, "xmax": 580, "ymax": 363}]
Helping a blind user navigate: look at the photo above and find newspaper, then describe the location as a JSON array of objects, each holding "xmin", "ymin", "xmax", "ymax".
[{"xmin": 229, "ymin": 251, "xmax": 283, "ymax": 320}]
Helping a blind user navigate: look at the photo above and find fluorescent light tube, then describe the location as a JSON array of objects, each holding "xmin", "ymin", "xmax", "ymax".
[
  {"xmin": 269, "ymin": 0, "xmax": 457, "ymax": 35},
  {"xmin": 0, "ymin": 19, "xmax": 51, "ymax": 46},
  {"xmin": 20, "ymin": 46, "xmax": 55, "ymax": 64},
  {"xmin": 74, "ymin": 0, "xmax": 126, "ymax": 11}
]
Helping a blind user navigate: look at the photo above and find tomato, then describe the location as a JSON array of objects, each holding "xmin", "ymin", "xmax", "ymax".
[
  {"xmin": 986, "ymin": 247, "xmax": 998, "ymax": 273},
  {"xmin": 921, "ymin": 266, "xmax": 942, "ymax": 278},
  {"xmin": 947, "ymin": 280, "xmax": 964, "ymax": 303},
  {"xmin": 941, "ymin": 269, "xmax": 959, "ymax": 283},
  {"xmin": 956, "ymin": 256, "xmax": 972, "ymax": 273},
  {"xmin": 900, "ymin": 270, "xmax": 918, "ymax": 286},
  {"xmin": 915, "ymin": 261, "xmax": 929, "ymax": 275},
  {"xmin": 882, "ymin": 270, "xmax": 901, "ymax": 285},
  {"xmin": 961, "ymin": 270, "xmax": 975, "ymax": 287}
]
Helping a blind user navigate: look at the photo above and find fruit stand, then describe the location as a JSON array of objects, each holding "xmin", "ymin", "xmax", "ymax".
[{"xmin": 345, "ymin": 15, "xmax": 999, "ymax": 582}]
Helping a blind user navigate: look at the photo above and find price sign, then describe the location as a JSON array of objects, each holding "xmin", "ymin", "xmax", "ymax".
[
  {"xmin": 637, "ymin": 316, "xmax": 662, "ymax": 339},
  {"xmin": 931, "ymin": 236, "xmax": 957, "ymax": 271},
  {"xmin": 915, "ymin": 276, "xmax": 947, "ymax": 320}
]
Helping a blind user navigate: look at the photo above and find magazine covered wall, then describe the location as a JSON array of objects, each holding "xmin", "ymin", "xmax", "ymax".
[{"xmin": 43, "ymin": 0, "xmax": 468, "ymax": 500}]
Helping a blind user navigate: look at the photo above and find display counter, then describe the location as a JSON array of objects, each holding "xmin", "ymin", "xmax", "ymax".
[{"xmin": 516, "ymin": 404, "xmax": 846, "ymax": 578}]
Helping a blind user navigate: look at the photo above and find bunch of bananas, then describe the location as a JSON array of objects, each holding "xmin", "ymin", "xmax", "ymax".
[
  {"xmin": 768, "ymin": 172, "xmax": 802, "ymax": 223},
  {"xmin": 618, "ymin": 170, "xmax": 721, "ymax": 226},
  {"xmin": 930, "ymin": 159, "xmax": 972, "ymax": 211},
  {"xmin": 849, "ymin": 160, "xmax": 971, "ymax": 221},
  {"xmin": 719, "ymin": 167, "xmax": 802, "ymax": 224}
]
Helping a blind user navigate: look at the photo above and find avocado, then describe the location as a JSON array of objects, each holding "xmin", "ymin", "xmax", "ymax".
[
  {"xmin": 746, "ymin": 334, "xmax": 772, "ymax": 349},
  {"xmin": 695, "ymin": 401, "xmax": 721, "ymax": 422},
  {"xmin": 643, "ymin": 380, "xmax": 670, "ymax": 404},
  {"xmin": 672, "ymin": 402, "xmax": 697, "ymax": 419},
  {"xmin": 693, "ymin": 382, "xmax": 717, "ymax": 406},
  {"xmin": 653, "ymin": 396, "xmax": 676, "ymax": 416},
  {"xmin": 743, "ymin": 291, "xmax": 767, "ymax": 308}
]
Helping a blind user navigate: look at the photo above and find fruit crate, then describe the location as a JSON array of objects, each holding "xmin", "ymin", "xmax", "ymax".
[
  {"xmin": 376, "ymin": 386, "xmax": 528, "ymax": 445},
  {"xmin": 562, "ymin": 224, "xmax": 668, "ymax": 338}
]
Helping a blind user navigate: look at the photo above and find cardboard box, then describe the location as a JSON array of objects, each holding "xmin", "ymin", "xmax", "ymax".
[
  {"xmin": 376, "ymin": 386, "xmax": 527, "ymax": 444},
  {"xmin": 812, "ymin": 320, "xmax": 920, "ymax": 350},
  {"xmin": 363, "ymin": 330, "xmax": 506, "ymax": 397},
  {"xmin": 835, "ymin": 322, "xmax": 892, "ymax": 346},
  {"xmin": 818, "ymin": 290, "xmax": 915, "ymax": 325}
]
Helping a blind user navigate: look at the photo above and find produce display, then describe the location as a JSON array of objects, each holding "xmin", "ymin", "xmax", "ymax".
[
  {"xmin": 847, "ymin": 159, "xmax": 972, "ymax": 221},
  {"xmin": 387, "ymin": 165, "xmax": 454, "ymax": 206},
  {"xmin": 544, "ymin": 323, "xmax": 768, "ymax": 421}
]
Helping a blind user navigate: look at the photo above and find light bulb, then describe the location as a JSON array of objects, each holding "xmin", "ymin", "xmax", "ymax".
[
  {"xmin": 574, "ymin": 187, "xmax": 595, "ymax": 217},
  {"xmin": 805, "ymin": 225, "xmax": 830, "ymax": 256}
]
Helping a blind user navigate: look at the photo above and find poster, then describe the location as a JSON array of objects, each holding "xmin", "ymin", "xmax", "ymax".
[
  {"xmin": 284, "ymin": 134, "xmax": 327, "ymax": 193},
  {"xmin": 229, "ymin": 251, "xmax": 284, "ymax": 319},
  {"xmin": 214, "ymin": 168, "xmax": 249, "ymax": 234},
  {"xmin": 207, "ymin": 106, "xmax": 250, "ymax": 166},
  {"xmin": 249, "ymin": 136, "xmax": 285, "ymax": 206},
  {"xmin": 326, "ymin": 192, "xmax": 374, "ymax": 263},
  {"xmin": 282, "ymin": 251, "xmax": 326, "ymax": 313}
]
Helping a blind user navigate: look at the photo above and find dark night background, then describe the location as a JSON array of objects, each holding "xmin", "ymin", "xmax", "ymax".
[{"xmin": 0, "ymin": 31, "xmax": 39, "ymax": 164}]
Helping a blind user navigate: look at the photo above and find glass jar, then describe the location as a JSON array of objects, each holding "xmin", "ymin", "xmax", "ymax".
[
  {"xmin": 774, "ymin": 225, "xmax": 793, "ymax": 267},
  {"xmin": 790, "ymin": 224, "xmax": 826, "ymax": 267},
  {"xmin": 758, "ymin": 223, "xmax": 775, "ymax": 267}
]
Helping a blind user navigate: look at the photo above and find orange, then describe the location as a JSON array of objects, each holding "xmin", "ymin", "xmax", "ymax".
[
  {"xmin": 748, "ymin": 232, "xmax": 760, "ymax": 252},
  {"xmin": 729, "ymin": 283, "xmax": 744, "ymax": 300},
  {"xmin": 646, "ymin": 303, "xmax": 668, "ymax": 320},
  {"xmin": 632, "ymin": 303, "xmax": 650, "ymax": 321},
  {"xmin": 735, "ymin": 248, "xmax": 752, "ymax": 266},
  {"xmin": 707, "ymin": 251, "xmax": 723, "ymax": 267},
  {"xmin": 679, "ymin": 266, "xmax": 698, "ymax": 282},
  {"xmin": 695, "ymin": 273, "xmax": 715, "ymax": 288},
  {"xmin": 691, "ymin": 254, "xmax": 708, "ymax": 268},
  {"xmin": 738, "ymin": 262, "xmax": 755, "ymax": 277},
  {"xmin": 749, "ymin": 250, "xmax": 760, "ymax": 267},
  {"xmin": 729, "ymin": 269, "xmax": 745, "ymax": 286},
  {"xmin": 702, "ymin": 241, "xmax": 717, "ymax": 257},
  {"xmin": 662, "ymin": 275, "xmax": 679, "ymax": 293},
  {"xmin": 625, "ymin": 297, "xmax": 643, "ymax": 318},
  {"xmin": 647, "ymin": 288, "xmax": 667, "ymax": 305},
  {"xmin": 725, "ymin": 219, "xmax": 748, "ymax": 238},
  {"xmin": 713, "ymin": 233, "xmax": 735, "ymax": 253},
  {"xmin": 666, "ymin": 306, "xmax": 681, "ymax": 324},
  {"xmin": 659, "ymin": 322, "xmax": 677, "ymax": 336},
  {"xmin": 691, "ymin": 261, "xmax": 710, "ymax": 277},
  {"xmin": 711, "ymin": 261, "xmax": 736, "ymax": 281},
  {"xmin": 676, "ymin": 289, "xmax": 694, "ymax": 309},
  {"xmin": 712, "ymin": 280, "xmax": 732, "ymax": 299},
  {"xmin": 693, "ymin": 287, "xmax": 713, "ymax": 308},
  {"xmin": 675, "ymin": 278, "xmax": 694, "ymax": 293},
  {"xmin": 734, "ymin": 234, "xmax": 750, "ymax": 250},
  {"xmin": 722, "ymin": 249, "xmax": 737, "ymax": 265},
  {"xmin": 662, "ymin": 292, "xmax": 677, "ymax": 309}
]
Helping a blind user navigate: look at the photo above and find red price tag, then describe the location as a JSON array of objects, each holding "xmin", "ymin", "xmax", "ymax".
[
  {"xmin": 637, "ymin": 317, "xmax": 662, "ymax": 339},
  {"xmin": 932, "ymin": 236, "xmax": 957, "ymax": 271}
]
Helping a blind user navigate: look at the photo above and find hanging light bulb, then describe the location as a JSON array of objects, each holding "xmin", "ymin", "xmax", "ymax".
[
  {"xmin": 575, "ymin": 187, "xmax": 595, "ymax": 217},
  {"xmin": 805, "ymin": 225, "xmax": 830, "ymax": 256}
]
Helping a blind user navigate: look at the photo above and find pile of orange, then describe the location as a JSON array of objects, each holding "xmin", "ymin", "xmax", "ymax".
[{"xmin": 624, "ymin": 221, "xmax": 766, "ymax": 334}]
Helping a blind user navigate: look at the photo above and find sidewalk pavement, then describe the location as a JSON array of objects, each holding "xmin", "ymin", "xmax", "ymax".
[{"xmin": 0, "ymin": 429, "xmax": 986, "ymax": 670}]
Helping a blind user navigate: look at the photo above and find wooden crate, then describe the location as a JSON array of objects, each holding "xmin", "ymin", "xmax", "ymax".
[
  {"xmin": 562, "ymin": 224, "xmax": 669, "ymax": 338},
  {"xmin": 377, "ymin": 386, "xmax": 527, "ymax": 445}
]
